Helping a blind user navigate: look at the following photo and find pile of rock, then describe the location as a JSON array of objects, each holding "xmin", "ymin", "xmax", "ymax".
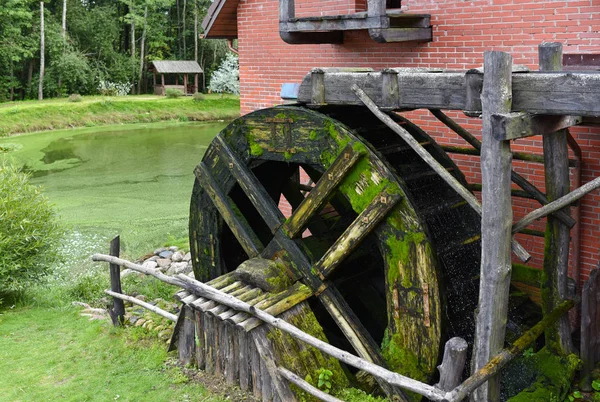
[{"xmin": 122, "ymin": 246, "xmax": 195, "ymax": 278}]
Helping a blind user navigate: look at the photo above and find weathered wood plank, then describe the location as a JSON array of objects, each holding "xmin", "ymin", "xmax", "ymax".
[
  {"xmin": 539, "ymin": 42, "xmax": 576, "ymax": 356},
  {"xmin": 109, "ymin": 236, "xmax": 125, "ymax": 325},
  {"xmin": 237, "ymin": 327, "xmax": 251, "ymax": 392},
  {"xmin": 491, "ymin": 113, "xmax": 582, "ymax": 141},
  {"xmin": 195, "ymin": 311, "xmax": 206, "ymax": 370},
  {"xmin": 253, "ymin": 326, "xmax": 296, "ymax": 402},
  {"xmin": 369, "ymin": 27, "xmax": 432, "ymax": 43},
  {"xmin": 284, "ymin": 144, "xmax": 363, "ymax": 237},
  {"xmin": 580, "ymin": 269, "xmax": 599, "ymax": 391},
  {"xmin": 317, "ymin": 189, "xmax": 400, "ymax": 279},
  {"xmin": 178, "ymin": 305, "xmax": 196, "ymax": 367},
  {"xmin": 472, "ymin": 51, "xmax": 515, "ymax": 402},
  {"xmin": 195, "ymin": 162, "xmax": 264, "ymax": 258}
]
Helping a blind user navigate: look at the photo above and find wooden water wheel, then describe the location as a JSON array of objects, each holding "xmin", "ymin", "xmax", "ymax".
[{"xmin": 189, "ymin": 106, "xmax": 482, "ymax": 400}]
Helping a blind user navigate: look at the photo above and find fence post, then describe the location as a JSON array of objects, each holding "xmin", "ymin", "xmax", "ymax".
[{"xmin": 109, "ymin": 236, "xmax": 125, "ymax": 325}]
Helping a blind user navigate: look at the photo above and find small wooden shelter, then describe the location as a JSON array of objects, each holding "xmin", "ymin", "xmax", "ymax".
[{"xmin": 149, "ymin": 60, "xmax": 204, "ymax": 95}]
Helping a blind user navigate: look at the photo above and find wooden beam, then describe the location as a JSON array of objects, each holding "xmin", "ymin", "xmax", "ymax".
[
  {"xmin": 296, "ymin": 70, "xmax": 600, "ymax": 116},
  {"xmin": 178, "ymin": 305, "xmax": 197, "ymax": 366},
  {"xmin": 278, "ymin": 367, "xmax": 345, "ymax": 402},
  {"xmin": 194, "ymin": 162, "xmax": 264, "ymax": 258},
  {"xmin": 512, "ymin": 172, "xmax": 600, "ymax": 234},
  {"xmin": 539, "ymin": 42, "xmax": 576, "ymax": 356},
  {"xmin": 214, "ymin": 135, "xmax": 285, "ymax": 233},
  {"xmin": 429, "ymin": 109, "xmax": 576, "ymax": 228},
  {"xmin": 109, "ymin": 236, "xmax": 125, "ymax": 325},
  {"xmin": 280, "ymin": 31, "xmax": 344, "ymax": 45},
  {"xmin": 579, "ymin": 268, "xmax": 599, "ymax": 391},
  {"xmin": 283, "ymin": 144, "xmax": 363, "ymax": 237},
  {"xmin": 471, "ymin": 51, "xmax": 515, "ymax": 402},
  {"xmin": 435, "ymin": 337, "xmax": 468, "ymax": 392},
  {"xmin": 491, "ymin": 113, "xmax": 582, "ymax": 141},
  {"xmin": 104, "ymin": 289, "xmax": 178, "ymax": 322},
  {"xmin": 316, "ymin": 189, "xmax": 400, "ymax": 279},
  {"xmin": 351, "ymin": 84, "xmax": 531, "ymax": 262},
  {"xmin": 369, "ymin": 27, "xmax": 432, "ymax": 43}
]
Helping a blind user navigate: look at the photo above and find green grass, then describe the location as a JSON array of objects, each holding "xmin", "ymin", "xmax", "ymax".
[
  {"xmin": 0, "ymin": 94, "xmax": 240, "ymax": 137},
  {"xmin": 0, "ymin": 306, "xmax": 225, "ymax": 402}
]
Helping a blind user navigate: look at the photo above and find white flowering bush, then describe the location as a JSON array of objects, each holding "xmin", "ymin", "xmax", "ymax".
[
  {"xmin": 208, "ymin": 53, "xmax": 240, "ymax": 95},
  {"xmin": 97, "ymin": 80, "xmax": 132, "ymax": 96}
]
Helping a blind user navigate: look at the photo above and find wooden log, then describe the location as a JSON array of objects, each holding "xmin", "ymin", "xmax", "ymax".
[
  {"xmin": 435, "ymin": 337, "xmax": 468, "ymax": 392},
  {"xmin": 316, "ymin": 189, "xmax": 400, "ymax": 279},
  {"xmin": 204, "ymin": 315, "xmax": 215, "ymax": 375},
  {"xmin": 448, "ymin": 299, "xmax": 575, "ymax": 402},
  {"xmin": 277, "ymin": 367, "xmax": 344, "ymax": 402},
  {"xmin": 103, "ymin": 290, "xmax": 177, "ymax": 322},
  {"xmin": 195, "ymin": 310, "xmax": 206, "ymax": 370},
  {"xmin": 178, "ymin": 305, "xmax": 196, "ymax": 367},
  {"xmin": 284, "ymin": 144, "xmax": 363, "ymax": 238},
  {"xmin": 579, "ymin": 269, "xmax": 599, "ymax": 391},
  {"xmin": 238, "ymin": 327, "xmax": 251, "ymax": 392},
  {"xmin": 471, "ymin": 50, "xmax": 515, "ymax": 402},
  {"xmin": 253, "ymin": 326, "xmax": 296, "ymax": 401},
  {"xmin": 195, "ymin": 162, "xmax": 264, "ymax": 258},
  {"xmin": 214, "ymin": 135, "xmax": 284, "ymax": 232},
  {"xmin": 224, "ymin": 322, "xmax": 239, "ymax": 384},
  {"xmin": 539, "ymin": 42, "xmax": 576, "ymax": 356},
  {"xmin": 351, "ymin": 84, "xmax": 531, "ymax": 262},
  {"xmin": 512, "ymin": 174, "xmax": 600, "ymax": 234},
  {"xmin": 173, "ymin": 273, "xmax": 446, "ymax": 401},
  {"xmin": 109, "ymin": 236, "xmax": 125, "ymax": 325},
  {"xmin": 429, "ymin": 109, "xmax": 576, "ymax": 228}
]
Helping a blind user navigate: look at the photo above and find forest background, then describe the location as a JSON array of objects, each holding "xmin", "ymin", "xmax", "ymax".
[{"xmin": 0, "ymin": 0, "xmax": 232, "ymax": 101}]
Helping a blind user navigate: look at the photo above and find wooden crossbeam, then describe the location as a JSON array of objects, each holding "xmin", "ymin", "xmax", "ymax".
[
  {"xmin": 297, "ymin": 70, "xmax": 600, "ymax": 116},
  {"xmin": 214, "ymin": 135, "xmax": 285, "ymax": 233},
  {"xmin": 316, "ymin": 189, "xmax": 401, "ymax": 279},
  {"xmin": 284, "ymin": 144, "xmax": 364, "ymax": 238},
  {"xmin": 194, "ymin": 162, "xmax": 264, "ymax": 258},
  {"xmin": 491, "ymin": 113, "xmax": 582, "ymax": 141}
]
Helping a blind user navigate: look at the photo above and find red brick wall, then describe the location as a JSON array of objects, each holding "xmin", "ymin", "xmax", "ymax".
[{"xmin": 237, "ymin": 0, "xmax": 600, "ymax": 284}]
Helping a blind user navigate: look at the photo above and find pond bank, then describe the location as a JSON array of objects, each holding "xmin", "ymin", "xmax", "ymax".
[{"xmin": 0, "ymin": 94, "xmax": 239, "ymax": 137}]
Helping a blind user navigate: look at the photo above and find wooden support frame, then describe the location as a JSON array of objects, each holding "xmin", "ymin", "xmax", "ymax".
[{"xmin": 491, "ymin": 113, "xmax": 582, "ymax": 141}]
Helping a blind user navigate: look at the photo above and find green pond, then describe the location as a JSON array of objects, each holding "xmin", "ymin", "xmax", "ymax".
[{"xmin": 0, "ymin": 121, "xmax": 227, "ymax": 260}]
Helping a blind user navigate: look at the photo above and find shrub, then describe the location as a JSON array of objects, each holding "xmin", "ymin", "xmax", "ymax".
[
  {"xmin": 0, "ymin": 161, "xmax": 62, "ymax": 293},
  {"xmin": 208, "ymin": 53, "xmax": 240, "ymax": 95},
  {"xmin": 192, "ymin": 92, "xmax": 204, "ymax": 102},
  {"xmin": 97, "ymin": 80, "xmax": 132, "ymax": 96},
  {"xmin": 165, "ymin": 88, "xmax": 184, "ymax": 99},
  {"xmin": 68, "ymin": 94, "xmax": 83, "ymax": 102}
]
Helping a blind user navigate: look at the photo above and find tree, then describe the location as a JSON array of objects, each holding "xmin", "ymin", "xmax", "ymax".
[
  {"xmin": 39, "ymin": 1, "xmax": 45, "ymax": 100},
  {"xmin": 208, "ymin": 53, "xmax": 239, "ymax": 95}
]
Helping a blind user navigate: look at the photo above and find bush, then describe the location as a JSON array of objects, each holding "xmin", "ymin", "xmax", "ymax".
[
  {"xmin": 165, "ymin": 88, "xmax": 184, "ymax": 99},
  {"xmin": 97, "ymin": 80, "xmax": 132, "ymax": 96},
  {"xmin": 0, "ymin": 161, "xmax": 62, "ymax": 293},
  {"xmin": 68, "ymin": 94, "xmax": 83, "ymax": 102},
  {"xmin": 192, "ymin": 92, "xmax": 204, "ymax": 102},
  {"xmin": 208, "ymin": 53, "xmax": 240, "ymax": 95}
]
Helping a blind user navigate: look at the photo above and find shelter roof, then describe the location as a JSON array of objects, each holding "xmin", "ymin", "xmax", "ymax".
[
  {"xmin": 201, "ymin": 0, "xmax": 238, "ymax": 39},
  {"xmin": 149, "ymin": 61, "xmax": 204, "ymax": 74}
]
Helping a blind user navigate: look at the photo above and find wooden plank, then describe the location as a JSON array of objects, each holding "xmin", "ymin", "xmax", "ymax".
[
  {"xmin": 351, "ymin": 84, "xmax": 531, "ymax": 262},
  {"xmin": 369, "ymin": 27, "xmax": 432, "ymax": 43},
  {"xmin": 195, "ymin": 311, "xmax": 206, "ymax": 370},
  {"xmin": 238, "ymin": 327, "xmax": 251, "ymax": 392},
  {"xmin": 296, "ymin": 70, "xmax": 600, "ymax": 116},
  {"xmin": 204, "ymin": 315, "xmax": 216, "ymax": 375},
  {"xmin": 491, "ymin": 113, "xmax": 582, "ymax": 140},
  {"xmin": 214, "ymin": 135, "xmax": 284, "ymax": 233},
  {"xmin": 250, "ymin": 331, "xmax": 262, "ymax": 399},
  {"xmin": 284, "ymin": 144, "xmax": 363, "ymax": 237},
  {"xmin": 471, "ymin": 51, "xmax": 515, "ymax": 402},
  {"xmin": 194, "ymin": 162, "xmax": 264, "ymax": 258},
  {"xmin": 280, "ymin": 15, "xmax": 387, "ymax": 31},
  {"xmin": 539, "ymin": 42, "xmax": 576, "ymax": 356},
  {"xmin": 178, "ymin": 305, "xmax": 196, "ymax": 367},
  {"xmin": 580, "ymin": 269, "xmax": 599, "ymax": 391},
  {"xmin": 253, "ymin": 326, "xmax": 296, "ymax": 402},
  {"xmin": 317, "ymin": 189, "xmax": 401, "ymax": 279}
]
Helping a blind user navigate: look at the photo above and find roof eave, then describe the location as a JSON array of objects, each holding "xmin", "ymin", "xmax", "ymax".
[{"xmin": 201, "ymin": 0, "xmax": 238, "ymax": 39}]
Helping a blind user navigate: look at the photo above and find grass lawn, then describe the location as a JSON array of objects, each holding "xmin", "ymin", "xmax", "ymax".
[
  {"xmin": 0, "ymin": 94, "xmax": 239, "ymax": 137},
  {"xmin": 0, "ymin": 306, "xmax": 225, "ymax": 402}
]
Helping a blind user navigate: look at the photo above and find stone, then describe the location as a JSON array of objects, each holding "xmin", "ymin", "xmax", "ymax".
[
  {"xmin": 168, "ymin": 246, "xmax": 179, "ymax": 252},
  {"xmin": 183, "ymin": 252, "xmax": 192, "ymax": 262},
  {"xmin": 142, "ymin": 260, "xmax": 158, "ymax": 270},
  {"xmin": 167, "ymin": 262, "xmax": 191, "ymax": 275},
  {"xmin": 158, "ymin": 250, "xmax": 174, "ymax": 259},
  {"xmin": 171, "ymin": 251, "xmax": 184, "ymax": 262},
  {"xmin": 145, "ymin": 256, "xmax": 159, "ymax": 262},
  {"xmin": 234, "ymin": 257, "xmax": 293, "ymax": 293},
  {"xmin": 153, "ymin": 247, "xmax": 167, "ymax": 255},
  {"xmin": 157, "ymin": 258, "xmax": 171, "ymax": 269}
]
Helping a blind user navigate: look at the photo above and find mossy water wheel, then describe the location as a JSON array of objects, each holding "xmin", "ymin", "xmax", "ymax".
[{"xmin": 189, "ymin": 106, "xmax": 482, "ymax": 399}]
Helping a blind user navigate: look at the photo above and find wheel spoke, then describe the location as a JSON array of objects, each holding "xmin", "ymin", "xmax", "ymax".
[
  {"xmin": 284, "ymin": 144, "xmax": 364, "ymax": 238},
  {"xmin": 215, "ymin": 135, "xmax": 284, "ymax": 233},
  {"xmin": 315, "ymin": 189, "xmax": 401, "ymax": 279},
  {"xmin": 195, "ymin": 162, "xmax": 264, "ymax": 258},
  {"xmin": 281, "ymin": 171, "xmax": 329, "ymax": 236}
]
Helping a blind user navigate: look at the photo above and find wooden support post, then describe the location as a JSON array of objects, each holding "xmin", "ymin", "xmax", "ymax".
[
  {"xmin": 161, "ymin": 74, "xmax": 165, "ymax": 95},
  {"xmin": 194, "ymin": 73, "xmax": 198, "ymax": 93},
  {"xmin": 540, "ymin": 42, "xmax": 575, "ymax": 356},
  {"xmin": 175, "ymin": 74, "xmax": 179, "ymax": 85},
  {"xmin": 471, "ymin": 51, "xmax": 514, "ymax": 402},
  {"xmin": 435, "ymin": 337, "xmax": 468, "ymax": 392},
  {"xmin": 178, "ymin": 305, "xmax": 196, "ymax": 366},
  {"xmin": 195, "ymin": 311, "xmax": 206, "ymax": 370},
  {"xmin": 152, "ymin": 72, "xmax": 156, "ymax": 90},
  {"xmin": 109, "ymin": 236, "xmax": 125, "ymax": 326},
  {"xmin": 580, "ymin": 269, "xmax": 599, "ymax": 391},
  {"xmin": 381, "ymin": 68, "xmax": 399, "ymax": 110},
  {"xmin": 184, "ymin": 73, "xmax": 188, "ymax": 94}
]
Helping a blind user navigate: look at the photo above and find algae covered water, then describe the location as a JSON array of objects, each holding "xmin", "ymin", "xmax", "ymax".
[{"xmin": 0, "ymin": 121, "xmax": 227, "ymax": 259}]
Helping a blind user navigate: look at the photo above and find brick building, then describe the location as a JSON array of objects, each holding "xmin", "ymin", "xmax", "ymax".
[{"xmin": 202, "ymin": 0, "xmax": 600, "ymax": 286}]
